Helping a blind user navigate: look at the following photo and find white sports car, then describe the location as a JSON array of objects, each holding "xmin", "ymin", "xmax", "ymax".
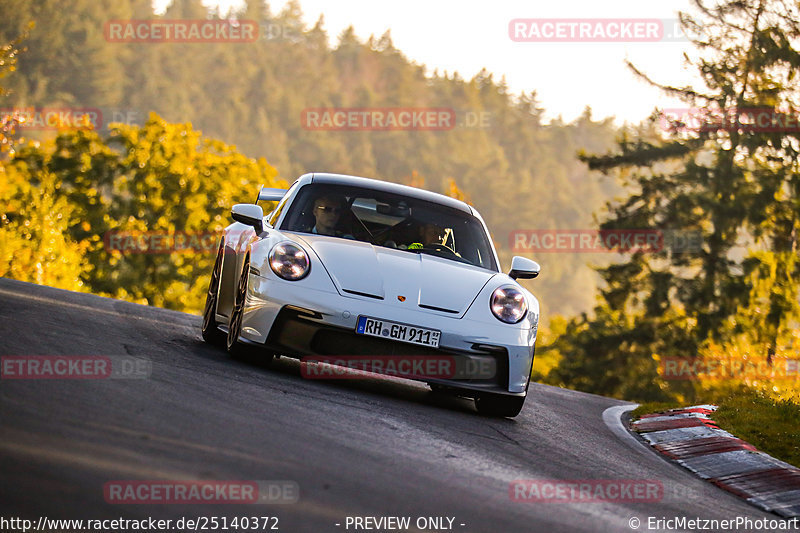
[{"xmin": 202, "ymin": 173, "xmax": 540, "ymax": 417}]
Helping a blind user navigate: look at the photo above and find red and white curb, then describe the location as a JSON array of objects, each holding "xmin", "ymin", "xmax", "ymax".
[{"xmin": 632, "ymin": 404, "xmax": 800, "ymax": 518}]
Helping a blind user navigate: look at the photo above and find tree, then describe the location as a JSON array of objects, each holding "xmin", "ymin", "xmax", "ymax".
[
  {"xmin": 0, "ymin": 21, "xmax": 32, "ymax": 157},
  {"xmin": 3, "ymin": 113, "xmax": 285, "ymax": 311},
  {"xmin": 546, "ymin": 0, "xmax": 800, "ymax": 401},
  {"xmin": 0, "ymin": 24, "xmax": 90, "ymax": 290}
]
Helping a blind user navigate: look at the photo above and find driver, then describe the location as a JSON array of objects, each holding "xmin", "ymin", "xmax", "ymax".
[{"xmin": 311, "ymin": 194, "xmax": 347, "ymax": 236}]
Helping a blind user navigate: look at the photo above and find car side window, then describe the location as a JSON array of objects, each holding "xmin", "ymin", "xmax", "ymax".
[{"xmin": 267, "ymin": 182, "xmax": 299, "ymax": 228}]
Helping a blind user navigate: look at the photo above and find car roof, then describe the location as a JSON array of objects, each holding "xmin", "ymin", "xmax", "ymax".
[{"xmin": 304, "ymin": 173, "xmax": 473, "ymax": 214}]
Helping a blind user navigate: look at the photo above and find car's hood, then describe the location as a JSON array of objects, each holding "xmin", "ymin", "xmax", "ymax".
[{"xmin": 293, "ymin": 234, "xmax": 495, "ymax": 317}]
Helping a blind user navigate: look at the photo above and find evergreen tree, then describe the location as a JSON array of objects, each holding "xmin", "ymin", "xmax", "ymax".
[{"xmin": 546, "ymin": 0, "xmax": 800, "ymax": 401}]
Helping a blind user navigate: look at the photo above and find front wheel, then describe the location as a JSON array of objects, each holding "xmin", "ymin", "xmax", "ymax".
[
  {"xmin": 201, "ymin": 242, "xmax": 226, "ymax": 346},
  {"xmin": 474, "ymin": 394, "xmax": 526, "ymax": 418},
  {"xmin": 225, "ymin": 255, "xmax": 274, "ymax": 365},
  {"xmin": 226, "ymin": 254, "xmax": 251, "ymax": 358}
]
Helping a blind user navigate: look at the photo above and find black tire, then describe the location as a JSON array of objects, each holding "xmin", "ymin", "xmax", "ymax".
[
  {"xmin": 474, "ymin": 393, "xmax": 526, "ymax": 418},
  {"xmin": 525, "ymin": 348, "xmax": 535, "ymax": 393},
  {"xmin": 225, "ymin": 254, "xmax": 276, "ymax": 365},
  {"xmin": 201, "ymin": 242, "xmax": 226, "ymax": 346},
  {"xmin": 226, "ymin": 254, "xmax": 250, "ymax": 357}
]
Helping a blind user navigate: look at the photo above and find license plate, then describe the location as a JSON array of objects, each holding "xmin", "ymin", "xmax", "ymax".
[{"xmin": 356, "ymin": 316, "xmax": 441, "ymax": 348}]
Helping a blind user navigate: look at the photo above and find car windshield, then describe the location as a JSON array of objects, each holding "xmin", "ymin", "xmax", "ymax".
[{"xmin": 280, "ymin": 183, "xmax": 498, "ymax": 271}]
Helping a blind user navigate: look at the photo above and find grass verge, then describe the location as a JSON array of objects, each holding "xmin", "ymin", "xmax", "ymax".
[{"xmin": 629, "ymin": 388, "xmax": 800, "ymax": 468}]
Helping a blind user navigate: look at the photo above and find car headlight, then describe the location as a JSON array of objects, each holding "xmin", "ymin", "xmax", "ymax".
[
  {"xmin": 490, "ymin": 286, "xmax": 528, "ymax": 323},
  {"xmin": 269, "ymin": 242, "xmax": 310, "ymax": 280}
]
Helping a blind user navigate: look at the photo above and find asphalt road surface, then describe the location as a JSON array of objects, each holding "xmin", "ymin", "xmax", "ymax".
[{"xmin": 0, "ymin": 278, "xmax": 783, "ymax": 532}]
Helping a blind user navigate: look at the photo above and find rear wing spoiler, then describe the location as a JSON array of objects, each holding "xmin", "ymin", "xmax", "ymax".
[{"xmin": 256, "ymin": 185, "xmax": 287, "ymax": 203}]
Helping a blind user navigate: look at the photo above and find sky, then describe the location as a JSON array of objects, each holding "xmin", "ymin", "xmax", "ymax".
[{"xmin": 153, "ymin": 0, "xmax": 701, "ymax": 125}]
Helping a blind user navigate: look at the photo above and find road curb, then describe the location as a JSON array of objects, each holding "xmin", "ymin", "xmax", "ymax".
[{"xmin": 632, "ymin": 405, "xmax": 800, "ymax": 518}]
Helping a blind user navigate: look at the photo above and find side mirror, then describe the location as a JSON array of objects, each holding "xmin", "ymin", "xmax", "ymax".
[
  {"xmin": 232, "ymin": 204, "xmax": 264, "ymax": 233},
  {"xmin": 508, "ymin": 256, "xmax": 540, "ymax": 280}
]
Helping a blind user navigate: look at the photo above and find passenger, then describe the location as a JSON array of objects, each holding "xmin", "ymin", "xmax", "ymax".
[
  {"xmin": 407, "ymin": 222, "xmax": 446, "ymax": 250},
  {"xmin": 421, "ymin": 223, "xmax": 446, "ymax": 245}
]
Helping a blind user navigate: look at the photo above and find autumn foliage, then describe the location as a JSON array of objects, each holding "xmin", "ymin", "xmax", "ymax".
[{"xmin": 1, "ymin": 113, "xmax": 284, "ymax": 312}]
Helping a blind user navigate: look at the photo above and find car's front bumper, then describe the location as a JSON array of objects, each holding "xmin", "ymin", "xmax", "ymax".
[{"xmin": 235, "ymin": 273, "xmax": 535, "ymax": 395}]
